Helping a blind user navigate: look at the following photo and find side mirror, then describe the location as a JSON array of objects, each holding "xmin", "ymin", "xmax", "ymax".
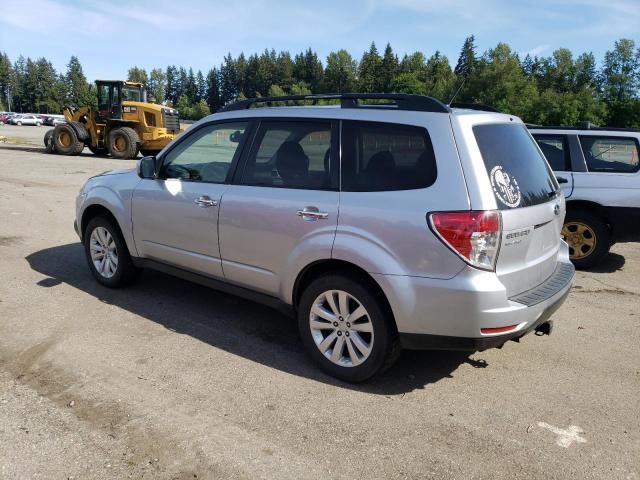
[{"xmin": 137, "ymin": 156, "xmax": 157, "ymax": 179}]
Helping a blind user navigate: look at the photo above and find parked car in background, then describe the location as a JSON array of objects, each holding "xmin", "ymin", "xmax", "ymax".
[
  {"xmin": 51, "ymin": 117, "xmax": 66, "ymax": 126},
  {"xmin": 11, "ymin": 114, "xmax": 43, "ymax": 126},
  {"xmin": 75, "ymin": 93, "xmax": 574, "ymax": 382},
  {"xmin": 45, "ymin": 114, "xmax": 65, "ymax": 126},
  {"xmin": 530, "ymin": 123, "xmax": 640, "ymax": 268},
  {"xmin": 0, "ymin": 113, "xmax": 11, "ymax": 125}
]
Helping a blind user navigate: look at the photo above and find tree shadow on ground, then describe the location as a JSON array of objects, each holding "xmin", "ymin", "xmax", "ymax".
[{"xmin": 26, "ymin": 243, "xmax": 488, "ymax": 395}]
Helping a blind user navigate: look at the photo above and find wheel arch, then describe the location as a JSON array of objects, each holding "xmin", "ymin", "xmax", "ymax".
[
  {"xmin": 291, "ymin": 259, "xmax": 398, "ymax": 332},
  {"xmin": 80, "ymin": 202, "xmax": 136, "ymax": 256},
  {"xmin": 566, "ymin": 200, "xmax": 611, "ymax": 228}
]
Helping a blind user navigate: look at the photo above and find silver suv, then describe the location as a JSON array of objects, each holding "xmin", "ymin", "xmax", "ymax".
[
  {"xmin": 75, "ymin": 94, "xmax": 574, "ymax": 382},
  {"xmin": 530, "ymin": 123, "xmax": 640, "ymax": 268}
]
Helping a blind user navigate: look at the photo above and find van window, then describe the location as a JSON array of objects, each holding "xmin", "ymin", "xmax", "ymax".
[
  {"xmin": 579, "ymin": 136, "xmax": 640, "ymax": 173},
  {"xmin": 474, "ymin": 124, "xmax": 557, "ymax": 209},
  {"xmin": 341, "ymin": 121, "xmax": 437, "ymax": 191},
  {"xmin": 533, "ymin": 135, "xmax": 571, "ymax": 171}
]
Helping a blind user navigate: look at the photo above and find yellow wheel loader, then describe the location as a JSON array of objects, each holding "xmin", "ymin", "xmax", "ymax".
[{"xmin": 45, "ymin": 80, "xmax": 181, "ymax": 159}]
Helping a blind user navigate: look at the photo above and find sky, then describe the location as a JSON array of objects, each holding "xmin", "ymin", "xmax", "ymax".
[{"xmin": 1, "ymin": 0, "xmax": 639, "ymax": 82}]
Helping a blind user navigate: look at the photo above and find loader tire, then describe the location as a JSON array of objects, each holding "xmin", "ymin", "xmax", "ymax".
[
  {"xmin": 107, "ymin": 127, "xmax": 139, "ymax": 159},
  {"xmin": 44, "ymin": 129, "xmax": 56, "ymax": 153},
  {"xmin": 52, "ymin": 123, "xmax": 85, "ymax": 155}
]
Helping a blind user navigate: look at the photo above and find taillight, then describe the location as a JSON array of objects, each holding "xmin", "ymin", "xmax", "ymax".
[{"xmin": 429, "ymin": 211, "xmax": 501, "ymax": 271}]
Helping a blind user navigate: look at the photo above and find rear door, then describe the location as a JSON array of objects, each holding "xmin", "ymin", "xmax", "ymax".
[
  {"xmin": 532, "ymin": 133, "xmax": 574, "ymax": 198},
  {"xmin": 218, "ymin": 118, "xmax": 339, "ymax": 297},
  {"xmin": 472, "ymin": 123, "xmax": 563, "ymax": 296}
]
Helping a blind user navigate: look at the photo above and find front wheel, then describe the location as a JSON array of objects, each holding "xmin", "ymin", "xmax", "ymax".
[
  {"xmin": 297, "ymin": 274, "xmax": 400, "ymax": 382},
  {"xmin": 562, "ymin": 210, "xmax": 610, "ymax": 269},
  {"xmin": 16, "ymin": 122, "xmax": 22, "ymax": 126},
  {"xmin": 84, "ymin": 216, "xmax": 138, "ymax": 288}
]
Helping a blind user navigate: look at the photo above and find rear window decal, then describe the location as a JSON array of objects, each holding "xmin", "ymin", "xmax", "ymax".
[{"xmin": 490, "ymin": 166, "xmax": 521, "ymax": 208}]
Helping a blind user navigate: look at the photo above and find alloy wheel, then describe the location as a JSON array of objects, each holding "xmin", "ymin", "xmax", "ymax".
[
  {"xmin": 89, "ymin": 227, "xmax": 118, "ymax": 278},
  {"xmin": 309, "ymin": 289, "xmax": 374, "ymax": 367},
  {"xmin": 562, "ymin": 221, "xmax": 596, "ymax": 259}
]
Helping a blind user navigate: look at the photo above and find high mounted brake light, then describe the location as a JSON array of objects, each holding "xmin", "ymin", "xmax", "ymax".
[{"xmin": 429, "ymin": 211, "xmax": 502, "ymax": 271}]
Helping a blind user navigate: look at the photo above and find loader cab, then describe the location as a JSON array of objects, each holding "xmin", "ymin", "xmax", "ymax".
[{"xmin": 96, "ymin": 80, "xmax": 146, "ymax": 121}]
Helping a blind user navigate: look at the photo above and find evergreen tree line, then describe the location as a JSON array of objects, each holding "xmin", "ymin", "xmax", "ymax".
[{"xmin": 1, "ymin": 36, "xmax": 639, "ymax": 127}]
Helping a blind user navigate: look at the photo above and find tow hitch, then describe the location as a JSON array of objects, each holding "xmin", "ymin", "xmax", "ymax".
[{"xmin": 535, "ymin": 320, "xmax": 554, "ymax": 336}]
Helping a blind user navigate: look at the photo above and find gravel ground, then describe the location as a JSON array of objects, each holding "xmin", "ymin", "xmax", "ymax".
[{"xmin": 0, "ymin": 129, "xmax": 639, "ymax": 479}]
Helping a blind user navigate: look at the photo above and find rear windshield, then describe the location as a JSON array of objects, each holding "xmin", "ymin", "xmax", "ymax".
[{"xmin": 473, "ymin": 123, "xmax": 557, "ymax": 209}]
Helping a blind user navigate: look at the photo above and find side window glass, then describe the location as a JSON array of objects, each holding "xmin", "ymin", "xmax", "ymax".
[
  {"xmin": 341, "ymin": 121, "xmax": 437, "ymax": 191},
  {"xmin": 161, "ymin": 122, "xmax": 247, "ymax": 183},
  {"xmin": 579, "ymin": 136, "xmax": 640, "ymax": 173},
  {"xmin": 240, "ymin": 121, "xmax": 332, "ymax": 190},
  {"xmin": 533, "ymin": 135, "xmax": 570, "ymax": 171}
]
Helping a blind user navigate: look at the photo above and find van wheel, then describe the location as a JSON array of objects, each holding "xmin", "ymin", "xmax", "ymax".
[
  {"xmin": 562, "ymin": 210, "xmax": 610, "ymax": 269},
  {"xmin": 108, "ymin": 127, "xmax": 140, "ymax": 159},
  {"xmin": 84, "ymin": 216, "xmax": 138, "ymax": 288},
  {"xmin": 297, "ymin": 274, "xmax": 400, "ymax": 382}
]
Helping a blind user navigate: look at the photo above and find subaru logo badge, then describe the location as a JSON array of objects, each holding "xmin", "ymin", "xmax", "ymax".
[{"xmin": 554, "ymin": 204, "xmax": 560, "ymax": 216}]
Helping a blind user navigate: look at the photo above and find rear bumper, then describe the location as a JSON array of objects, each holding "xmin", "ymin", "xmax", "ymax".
[
  {"xmin": 399, "ymin": 286, "xmax": 570, "ymax": 351},
  {"xmin": 373, "ymin": 247, "xmax": 574, "ymax": 350}
]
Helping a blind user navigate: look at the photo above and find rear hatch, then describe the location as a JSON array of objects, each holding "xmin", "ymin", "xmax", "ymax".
[{"xmin": 472, "ymin": 123, "xmax": 563, "ymax": 297}]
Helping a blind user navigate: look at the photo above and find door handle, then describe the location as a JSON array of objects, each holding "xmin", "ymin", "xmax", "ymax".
[
  {"xmin": 194, "ymin": 196, "xmax": 218, "ymax": 207},
  {"xmin": 556, "ymin": 176, "xmax": 569, "ymax": 184},
  {"xmin": 297, "ymin": 207, "xmax": 329, "ymax": 221}
]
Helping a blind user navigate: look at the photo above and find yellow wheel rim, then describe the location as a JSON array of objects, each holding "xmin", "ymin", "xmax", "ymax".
[
  {"xmin": 112, "ymin": 135, "xmax": 126, "ymax": 152},
  {"xmin": 562, "ymin": 221, "xmax": 597, "ymax": 259},
  {"xmin": 57, "ymin": 131, "xmax": 71, "ymax": 147}
]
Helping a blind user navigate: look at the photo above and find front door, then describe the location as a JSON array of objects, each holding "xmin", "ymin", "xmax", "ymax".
[
  {"xmin": 219, "ymin": 119, "xmax": 339, "ymax": 297},
  {"xmin": 132, "ymin": 121, "xmax": 249, "ymax": 278}
]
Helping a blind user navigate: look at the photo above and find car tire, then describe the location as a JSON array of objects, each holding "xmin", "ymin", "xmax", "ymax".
[
  {"xmin": 562, "ymin": 209, "xmax": 610, "ymax": 269},
  {"xmin": 107, "ymin": 127, "xmax": 140, "ymax": 159},
  {"xmin": 83, "ymin": 216, "xmax": 139, "ymax": 288},
  {"xmin": 36, "ymin": 122, "xmax": 42, "ymax": 126},
  {"xmin": 297, "ymin": 273, "xmax": 401, "ymax": 382},
  {"xmin": 52, "ymin": 123, "xmax": 84, "ymax": 155},
  {"xmin": 16, "ymin": 121, "xmax": 22, "ymax": 126}
]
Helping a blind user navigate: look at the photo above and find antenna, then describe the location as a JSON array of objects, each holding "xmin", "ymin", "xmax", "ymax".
[{"xmin": 448, "ymin": 77, "xmax": 466, "ymax": 106}]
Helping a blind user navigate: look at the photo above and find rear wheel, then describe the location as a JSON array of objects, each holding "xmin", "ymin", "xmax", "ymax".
[
  {"xmin": 52, "ymin": 123, "xmax": 85, "ymax": 155},
  {"xmin": 16, "ymin": 121, "xmax": 22, "ymax": 126},
  {"xmin": 297, "ymin": 274, "xmax": 400, "ymax": 382},
  {"xmin": 44, "ymin": 129, "xmax": 56, "ymax": 153},
  {"xmin": 107, "ymin": 127, "xmax": 139, "ymax": 159},
  {"xmin": 562, "ymin": 210, "xmax": 610, "ymax": 269}
]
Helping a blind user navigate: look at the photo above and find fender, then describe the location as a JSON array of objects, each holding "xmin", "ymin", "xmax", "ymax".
[{"xmin": 80, "ymin": 183, "xmax": 138, "ymax": 256}]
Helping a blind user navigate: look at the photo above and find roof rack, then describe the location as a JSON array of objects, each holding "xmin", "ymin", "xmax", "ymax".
[
  {"xmin": 449, "ymin": 102, "xmax": 500, "ymax": 113},
  {"xmin": 527, "ymin": 123, "xmax": 640, "ymax": 133},
  {"xmin": 217, "ymin": 93, "xmax": 451, "ymax": 114}
]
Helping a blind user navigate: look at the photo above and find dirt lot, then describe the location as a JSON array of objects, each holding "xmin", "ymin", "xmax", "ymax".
[{"xmin": 0, "ymin": 128, "xmax": 639, "ymax": 479}]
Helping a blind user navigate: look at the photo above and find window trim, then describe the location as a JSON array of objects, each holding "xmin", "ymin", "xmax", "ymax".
[
  {"xmin": 156, "ymin": 119, "xmax": 253, "ymax": 184},
  {"xmin": 339, "ymin": 119, "xmax": 438, "ymax": 192},
  {"xmin": 578, "ymin": 135, "xmax": 640, "ymax": 174},
  {"xmin": 532, "ymin": 134, "xmax": 571, "ymax": 172},
  {"xmin": 233, "ymin": 117, "xmax": 340, "ymax": 191}
]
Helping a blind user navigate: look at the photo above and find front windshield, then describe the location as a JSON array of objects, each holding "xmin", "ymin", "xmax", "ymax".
[{"xmin": 122, "ymin": 85, "xmax": 142, "ymax": 102}]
